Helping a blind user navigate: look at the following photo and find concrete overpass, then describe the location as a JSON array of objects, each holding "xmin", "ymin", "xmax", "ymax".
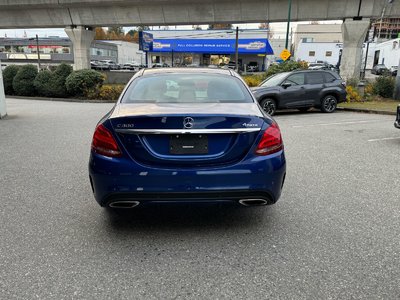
[
  {"xmin": 0, "ymin": 0, "xmax": 399, "ymax": 27},
  {"xmin": 0, "ymin": 0, "xmax": 399, "ymax": 82}
]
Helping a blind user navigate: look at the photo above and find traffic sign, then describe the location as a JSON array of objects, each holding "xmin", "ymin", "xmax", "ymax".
[{"xmin": 280, "ymin": 49, "xmax": 291, "ymax": 61}]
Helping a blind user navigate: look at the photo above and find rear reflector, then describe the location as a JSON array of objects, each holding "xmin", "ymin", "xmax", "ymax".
[
  {"xmin": 91, "ymin": 124, "xmax": 122, "ymax": 157},
  {"xmin": 255, "ymin": 122, "xmax": 283, "ymax": 155}
]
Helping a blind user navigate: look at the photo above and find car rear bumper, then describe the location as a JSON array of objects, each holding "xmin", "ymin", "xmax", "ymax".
[
  {"xmin": 89, "ymin": 151, "xmax": 286, "ymax": 207},
  {"xmin": 395, "ymin": 106, "xmax": 400, "ymax": 129}
]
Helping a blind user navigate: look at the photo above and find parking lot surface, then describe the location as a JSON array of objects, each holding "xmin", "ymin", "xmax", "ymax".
[{"xmin": 1, "ymin": 99, "xmax": 399, "ymax": 299}]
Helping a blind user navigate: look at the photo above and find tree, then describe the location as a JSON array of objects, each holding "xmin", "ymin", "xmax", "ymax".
[
  {"xmin": 94, "ymin": 27, "xmax": 107, "ymax": 40},
  {"xmin": 208, "ymin": 24, "xmax": 233, "ymax": 30},
  {"xmin": 107, "ymin": 26, "xmax": 124, "ymax": 35},
  {"xmin": 259, "ymin": 23, "xmax": 270, "ymax": 30},
  {"xmin": 259, "ymin": 22, "xmax": 273, "ymax": 39},
  {"xmin": 127, "ymin": 29, "xmax": 136, "ymax": 37},
  {"xmin": 137, "ymin": 25, "xmax": 150, "ymax": 31}
]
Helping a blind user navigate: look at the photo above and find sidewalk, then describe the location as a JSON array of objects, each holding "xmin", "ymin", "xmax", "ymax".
[{"xmin": 338, "ymin": 100, "xmax": 399, "ymax": 116}]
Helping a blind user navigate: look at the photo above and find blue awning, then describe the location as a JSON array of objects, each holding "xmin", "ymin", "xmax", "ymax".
[{"xmin": 152, "ymin": 38, "xmax": 273, "ymax": 55}]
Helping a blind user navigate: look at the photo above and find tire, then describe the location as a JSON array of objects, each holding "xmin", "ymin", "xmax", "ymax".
[
  {"xmin": 260, "ymin": 98, "xmax": 277, "ymax": 116},
  {"xmin": 298, "ymin": 107, "xmax": 311, "ymax": 112},
  {"xmin": 320, "ymin": 95, "xmax": 337, "ymax": 113}
]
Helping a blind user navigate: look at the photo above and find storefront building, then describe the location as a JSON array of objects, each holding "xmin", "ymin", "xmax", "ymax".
[
  {"xmin": 147, "ymin": 30, "xmax": 273, "ymax": 71},
  {"xmin": 0, "ymin": 37, "xmax": 142, "ymax": 67}
]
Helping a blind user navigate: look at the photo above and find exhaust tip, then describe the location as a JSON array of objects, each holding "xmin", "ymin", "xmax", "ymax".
[
  {"xmin": 109, "ymin": 201, "xmax": 140, "ymax": 209},
  {"xmin": 239, "ymin": 199, "xmax": 268, "ymax": 206}
]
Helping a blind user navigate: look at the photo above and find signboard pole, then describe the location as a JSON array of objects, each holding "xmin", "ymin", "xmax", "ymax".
[
  {"xmin": 0, "ymin": 60, "xmax": 7, "ymax": 119},
  {"xmin": 235, "ymin": 27, "xmax": 239, "ymax": 72}
]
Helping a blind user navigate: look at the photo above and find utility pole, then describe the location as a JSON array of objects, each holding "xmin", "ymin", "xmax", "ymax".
[
  {"xmin": 0, "ymin": 60, "xmax": 7, "ymax": 119},
  {"xmin": 235, "ymin": 27, "xmax": 239, "ymax": 72},
  {"xmin": 36, "ymin": 34, "xmax": 41, "ymax": 70},
  {"xmin": 285, "ymin": 0, "xmax": 292, "ymax": 50}
]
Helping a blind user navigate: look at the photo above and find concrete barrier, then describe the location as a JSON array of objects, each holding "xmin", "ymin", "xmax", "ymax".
[{"xmin": 103, "ymin": 71, "xmax": 136, "ymax": 84}]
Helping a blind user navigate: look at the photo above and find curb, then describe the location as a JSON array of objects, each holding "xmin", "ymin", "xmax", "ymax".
[
  {"xmin": 337, "ymin": 107, "xmax": 396, "ymax": 116},
  {"xmin": 6, "ymin": 96, "xmax": 116, "ymax": 104}
]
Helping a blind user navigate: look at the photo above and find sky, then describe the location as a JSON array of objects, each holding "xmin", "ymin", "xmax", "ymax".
[{"xmin": 0, "ymin": 21, "xmax": 342, "ymax": 39}]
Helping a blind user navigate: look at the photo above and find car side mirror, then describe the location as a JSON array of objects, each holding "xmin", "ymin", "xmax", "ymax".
[{"xmin": 281, "ymin": 82, "xmax": 292, "ymax": 89}]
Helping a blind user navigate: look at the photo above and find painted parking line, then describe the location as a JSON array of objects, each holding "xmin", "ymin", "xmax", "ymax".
[
  {"xmin": 292, "ymin": 120, "xmax": 383, "ymax": 128},
  {"xmin": 368, "ymin": 137, "xmax": 400, "ymax": 142}
]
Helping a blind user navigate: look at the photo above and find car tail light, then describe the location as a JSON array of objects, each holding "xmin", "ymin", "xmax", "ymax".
[
  {"xmin": 255, "ymin": 122, "xmax": 283, "ymax": 155},
  {"xmin": 91, "ymin": 124, "xmax": 122, "ymax": 157}
]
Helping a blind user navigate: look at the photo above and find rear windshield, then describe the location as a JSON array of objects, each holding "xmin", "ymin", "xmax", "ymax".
[{"xmin": 121, "ymin": 74, "xmax": 253, "ymax": 103}]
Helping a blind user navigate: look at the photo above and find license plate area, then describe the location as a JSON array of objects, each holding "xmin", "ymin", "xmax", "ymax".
[{"xmin": 170, "ymin": 134, "xmax": 208, "ymax": 154}]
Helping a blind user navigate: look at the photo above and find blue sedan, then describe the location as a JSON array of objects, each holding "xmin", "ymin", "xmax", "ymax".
[{"xmin": 89, "ymin": 68, "xmax": 286, "ymax": 209}]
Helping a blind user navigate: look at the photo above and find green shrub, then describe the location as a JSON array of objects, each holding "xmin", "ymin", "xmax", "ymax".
[
  {"xmin": 373, "ymin": 75, "xmax": 395, "ymax": 98},
  {"xmin": 12, "ymin": 64, "xmax": 38, "ymax": 96},
  {"xmin": 49, "ymin": 63, "xmax": 73, "ymax": 97},
  {"xmin": 2, "ymin": 65, "xmax": 20, "ymax": 95},
  {"xmin": 242, "ymin": 74, "xmax": 267, "ymax": 87},
  {"xmin": 346, "ymin": 77, "xmax": 359, "ymax": 88},
  {"xmin": 86, "ymin": 84, "xmax": 125, "ymax": 100},
  {"xmin": 34, "ymin": 70, "xmax": 53, "ymax": 97},
  {"xmin": 266, "ymin": 60, "xmax": 308, "ymax": 77},
  {"xmin": 66, "ymin": 69, "xmax": 104, "ymax": 97}
]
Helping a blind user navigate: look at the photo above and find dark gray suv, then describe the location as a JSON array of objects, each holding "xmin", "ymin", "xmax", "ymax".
[{"xmin": 251, "ymin": 70, "xmax": 347, "ymax": 115}]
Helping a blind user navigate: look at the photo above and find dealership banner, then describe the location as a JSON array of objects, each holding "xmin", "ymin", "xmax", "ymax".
[
  {"xmin": 139, "ymin": 31, "xmax": 154, "ymax": 51},
  {"xmin": 152, "ymin": 39, "xmax": 273, "ymax": 54}
]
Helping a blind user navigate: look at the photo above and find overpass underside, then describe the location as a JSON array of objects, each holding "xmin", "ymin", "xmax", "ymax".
[{"xmin": 0, "ymin": 0, "xmax": 399, "ymax": 28}]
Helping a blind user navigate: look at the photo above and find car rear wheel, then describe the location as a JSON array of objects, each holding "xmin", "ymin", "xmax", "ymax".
[
  {"xmin": 260, "ymin": 98, "xmax": 277, "ymax": 116},
  {"xmin": 321, "ymin": 95, "xmax": 337, "ymax": 113}
]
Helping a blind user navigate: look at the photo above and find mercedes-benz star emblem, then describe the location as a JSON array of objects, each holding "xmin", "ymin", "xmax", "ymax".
[{"xmin": 183, "ymin": 117, "xmax": 194, "ymax": 129}]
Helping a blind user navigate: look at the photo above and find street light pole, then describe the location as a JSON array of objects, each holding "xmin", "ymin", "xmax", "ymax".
[
  {"xmin": 285, "ymin": 0, "xmax": 292, "ymax": 50},
  {"xmin": 35, "ymin": 34, "xmax": 41, "ymax": 70}
]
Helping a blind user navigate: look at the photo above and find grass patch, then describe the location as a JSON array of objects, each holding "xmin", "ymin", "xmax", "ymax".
[{"xmin": 338, "ymin": 99, "xmax": 400, "ymax": 112}]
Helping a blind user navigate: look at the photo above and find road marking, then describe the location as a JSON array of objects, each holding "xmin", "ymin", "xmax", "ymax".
[
  {"xmin": 368, "ymin": 137, "xmax": 400, "ymax": 142},
  {"xmin": 292, "ymin": 120, "xmax": 382, "ymax": 128}
]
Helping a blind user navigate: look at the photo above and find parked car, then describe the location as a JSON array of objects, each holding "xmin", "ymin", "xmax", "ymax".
[
  {"xmin": 90, "ymin": 61, "xmax": 101, "ymax": 70},
  {"xmin": 395, "ymin": 105, "xmax": 400, "ymax": 129},
  {"xmin": 247, "ymin": 61, "xmax": 259, "ymax": 72},
  {"xmin": 152, "ymin": 63, "xmax": 170, "ymax": 68},
  {"xmin": 371, "ymin": 64, "xmax": 389, "ymax": 75},
  {"xmin": 390, "ymin": 66, "xmax": 398, "ymax": 76},
  {"xmin": 99, "ymin": 60, "xmax": 120, "ymax": 70},
  {"xmin": 251, "ymin": 70, "xmax": 347, "ymax": 115},
  {"xmin": 89, "ymin": 68, "xmax": 286, "ymax": 209},
  {"xmin": 122, "ymin": 62, "xmax": 140, "ymax": 71},
  {"xmin": 308, "ymin": 63, "xmax": 327, "ymax": 70}
]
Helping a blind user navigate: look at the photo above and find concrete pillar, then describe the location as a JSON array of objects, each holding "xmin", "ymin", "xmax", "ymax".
[
  {"xmin": 0, "ymin": 62, "xmax": 7, "ymax": 119},
  {"xmin": 340, "ymin": 18, "xmax": 370, "ymax": 81},
  {"xmin": 65, "ymin": 26, "xmax": 95, "ymax": 70}
]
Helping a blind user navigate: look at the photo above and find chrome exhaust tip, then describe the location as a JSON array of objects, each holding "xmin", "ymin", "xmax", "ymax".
[
  {"xmin": 239, "ymin": 199, "xmax": 268, "ymax": 206},
  {"xmin": 108, "ymin": 201, "xmax": 140, "ymax": 209}
]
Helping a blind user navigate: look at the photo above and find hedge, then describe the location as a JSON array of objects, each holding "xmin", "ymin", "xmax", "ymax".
[
  {"xmin": 13, "ymin": 64, "xmax": 38, "ymax": 96},
  {"xmin": 66, "ymin": 69, "xmax": 104, "ymax": 97},
  {"xmin": 2, "ymin": 65, "xmax": 20, "ymax": 95}
]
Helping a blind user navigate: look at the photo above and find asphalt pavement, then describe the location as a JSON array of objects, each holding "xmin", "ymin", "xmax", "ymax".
[{"xmin": 1, "ymin": 99, "xmax": 399, "ymax": 299}]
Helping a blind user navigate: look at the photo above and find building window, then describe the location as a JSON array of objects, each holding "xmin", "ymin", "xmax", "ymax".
[
  {"xmin": 309, "ymin": 51, "xmax": 316, "ymax": 57},
  {"xmin": 326, "ymin": 51, "xmax": 332, "ymax": 57},
  {"xmin": 302, "ymin": 38, "xmax": 314, "ymax": 43}
]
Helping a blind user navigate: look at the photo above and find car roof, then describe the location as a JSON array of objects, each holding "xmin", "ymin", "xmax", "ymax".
[{"xmin": 142, "ymin": 67, "xmax": 235, "ymax": 77}]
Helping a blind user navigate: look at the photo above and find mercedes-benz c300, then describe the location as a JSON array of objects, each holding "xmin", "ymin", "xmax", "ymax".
[{"xmin": 89, "ymin": 68, "xmax": 286, "ymax": 209}]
